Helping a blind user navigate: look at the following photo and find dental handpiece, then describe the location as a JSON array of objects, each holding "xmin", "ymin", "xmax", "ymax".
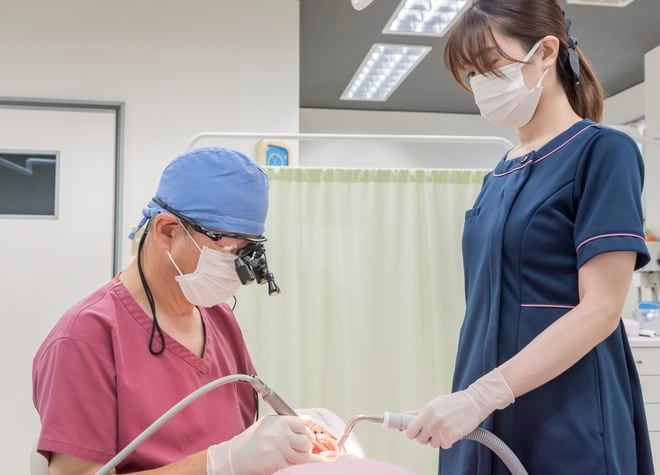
[
  {"xmin": 249, "ymin": 376, "xmax": 298, "ymax": 416},
  {"xmin": 249, "ymin": 377, "xmax": 330, "ymax": 452}
]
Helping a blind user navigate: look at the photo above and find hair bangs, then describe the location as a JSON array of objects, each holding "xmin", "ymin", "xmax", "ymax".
[{"xmin": 444, "ymin": 8, "xmax": 520, "ymax": 91}]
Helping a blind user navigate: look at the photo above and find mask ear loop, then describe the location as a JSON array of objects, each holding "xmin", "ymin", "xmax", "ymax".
[
  {"xmin": 177, "ymin": 218, "xmax": 203, "ymax": 253},
  {"xmin": 522, "ymin": 40, "xmax": 550, "ymax": 90},
  {"xmin": 137, "ymin": 225, "xmax": 166, "ymax": 356},
  {"xmin": 535, "ymin": 68, "xmax": 550, "ymax": 88},
  {"xmin": 522, "ymin": 40, "xmax": 543, "ymax": 64},
  {"xmin": 166, "ymin": 218, "xmax": 203, "ymax": 277},
  {"xmin": 166, "ymin": 251, "xmax": 184, "ymax": 276}
]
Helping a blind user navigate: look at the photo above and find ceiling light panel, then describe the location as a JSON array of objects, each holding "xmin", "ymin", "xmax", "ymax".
[
  {"xmin": 384, "ymin": 0, "xmax": 470, "ymax": 37},
  {"xmin": 341, "ymin": 44, "xmax": 432, "ymax": 102},
  {"xmin": 566, "ymin": 0, "xmax": 635, "ymax": 6}
]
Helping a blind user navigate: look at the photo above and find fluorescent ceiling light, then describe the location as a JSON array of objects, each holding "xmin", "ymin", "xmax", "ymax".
[
  {"xmin": 384, "ymin": 0, "xmax": 470, "ymax": 37},
  {"xmin": 341, "ymin": 43, "xmax": 432, "ymax": 102},
  {"xmin": 566, "ymin": 0, "xmax": 634, "ymax": 5},
  {"xmin": 351, "ymin": 0, "xmax": 374, "ymax": 10}
]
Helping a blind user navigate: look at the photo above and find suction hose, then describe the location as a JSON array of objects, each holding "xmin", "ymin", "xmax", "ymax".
[
  {"xmin": 337, "ymin": 412, "xmax": 528, "ymax": 475},
  {"xmin": 464, "ymin": 427, "xmax": 526, "ymax": 475}
]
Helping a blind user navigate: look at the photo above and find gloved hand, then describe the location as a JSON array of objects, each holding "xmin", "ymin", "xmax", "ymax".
[
  {"xmin": 295, "ymin": 408, "xmax": 365, "ymax": 458},
  {"xmin": 405, "ymin": 368, "xmax": 514, "ymax": 449},
  {"xmin": 295, "ymin": 408, "xmax": 343, "ymax": 438},
  {"xmin": 207, "ymin": 415, "xmax": 323, "ymax": 475}
]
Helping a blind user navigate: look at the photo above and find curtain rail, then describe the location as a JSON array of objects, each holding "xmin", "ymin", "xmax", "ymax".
[{"xmin": 189, "ymin": 132, "xmax": 515, "ymax": 150}]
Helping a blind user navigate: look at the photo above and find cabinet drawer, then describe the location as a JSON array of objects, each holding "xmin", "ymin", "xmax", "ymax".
[
  {"xmin": 652, "ymin": 432, "xmax": 660, "ymax": 471},
  {"xmin": 646, "ymin": 404, "xmax": 660, "ymax": 431},
  {"xmin": 641, "ymin": 376, "xmax": 660, "ymax": 403},
  {"xmin": 632, "ymin": 348, "xmax": 660, "ymax": 375}
]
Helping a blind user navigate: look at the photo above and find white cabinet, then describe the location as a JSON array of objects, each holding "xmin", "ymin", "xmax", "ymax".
[
  {"xmin": 630, "ymin": 336, "xmax": 660, "ymax": 471},
  {"xmin": 653, "ymin": 433, "xmax": 660, "ymax": 466},
  {"xmin": 640, "ymin": 376, "xmax": 660, "ymax": 403},
  {"xmin": 633, "ymin": 347, "xmax": 660, "ymax": 375}
]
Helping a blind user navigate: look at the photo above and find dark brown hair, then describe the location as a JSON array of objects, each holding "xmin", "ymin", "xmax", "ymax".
[{"xmin": 444, "ymin": 0, "xmax": 604, "ymax": 122}]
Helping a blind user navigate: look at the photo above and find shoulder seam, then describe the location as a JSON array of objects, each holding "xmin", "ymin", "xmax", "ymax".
[
  {"xmin": 571, "ymin": 124, "xmax": 639, "ymax": 201},
  {"xmin": 64, "ymin": 286, "xmax": 114, "ymax": 334},
  {"xmin": 36, "ymin": 336, "xmax": 114, "ymax": 369},
  {"xmin": 37, "ymin": 284, "xmax": 118, "ymax": 370}
]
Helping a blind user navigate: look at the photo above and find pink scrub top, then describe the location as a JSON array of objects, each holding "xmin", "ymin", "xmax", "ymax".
[{"xmin": 32, "ymin": 279, "xmax": 257, "ymax": 472}]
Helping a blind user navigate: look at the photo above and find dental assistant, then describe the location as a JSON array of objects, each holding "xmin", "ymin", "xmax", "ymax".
[
  {"xmin": 405, "ymin": 1, "xmax": 653, "ymax": 474},
  {"xmin": 33, "ymin": 148, "xmax": 324, "ymax": 474}
]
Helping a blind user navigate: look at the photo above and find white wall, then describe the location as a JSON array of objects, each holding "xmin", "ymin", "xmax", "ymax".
[
  {"xmin": 300, "ymin": 108, "xmax": 516, "ymax": 169},
  {"xmin": 604, "ymin": 82, "xmax": 645, "ymax": 125},
  {"xmin": 0, "ymin": 0, "xmax": 300, "ymax": 268},
  {"xmin": 0, "ymin": 0, "xmax": 299, "ymax": 472}
]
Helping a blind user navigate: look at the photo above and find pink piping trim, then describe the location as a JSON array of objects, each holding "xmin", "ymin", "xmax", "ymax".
[
  {"xmin": 493, "ymin": 124, "xmax": 597, "ymax": 177},
  {"xmin": 492, "ymin": 160, "xmax": 532, "ymax": 177},
  {"xmin": 521, "ymin": 304, "xmax": 576, "ymax": 309},
  {"xmin": 576, "ymin": 233, "xmax": 645, "ymax": 252}
]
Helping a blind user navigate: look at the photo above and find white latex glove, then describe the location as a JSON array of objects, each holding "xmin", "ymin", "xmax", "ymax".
[
  {"xmin": 405, "ymin": 368, "xmax": 514, "ymax": 449},
  {"xmin": 207, "ymin": 415, "xmax": 323, "ymax": 475}
]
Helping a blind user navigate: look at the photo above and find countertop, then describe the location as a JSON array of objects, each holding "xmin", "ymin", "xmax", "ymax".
[{"xmin": 628, "ymin": 335, "xmax": 660, "ymax": 348}]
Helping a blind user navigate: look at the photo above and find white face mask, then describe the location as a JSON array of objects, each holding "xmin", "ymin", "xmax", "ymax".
[
  {"xmin": 470, "ymin": 40, "xmax": 549, "ymax": 128},
  {"xmin": 167, "ymin": 223, "xmax": 242, "ymax": 308}
]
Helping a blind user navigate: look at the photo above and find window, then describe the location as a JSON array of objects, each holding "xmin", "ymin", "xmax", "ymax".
[{"xmin": 0, "ymin": 151, "xmax": 58, "ymax": 217}]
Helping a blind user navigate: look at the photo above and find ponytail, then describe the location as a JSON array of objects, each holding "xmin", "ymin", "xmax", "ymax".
[{"xmin": 557, "ymin": 47, "xmax": 604, "ymax": 123}]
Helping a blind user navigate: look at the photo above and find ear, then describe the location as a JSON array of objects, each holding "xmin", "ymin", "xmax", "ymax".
[
  {"xmin": 150, "ymin": 214, "xmax": 180, "ymax": 250},
  {"xmin": 539, "ymin": 35, "xmax": 560, "ymax": 70}
]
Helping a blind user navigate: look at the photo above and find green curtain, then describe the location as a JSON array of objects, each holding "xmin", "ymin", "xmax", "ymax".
[{"xmin": 234, "ymin": 167, "xmax": 487, "ymax": 474}]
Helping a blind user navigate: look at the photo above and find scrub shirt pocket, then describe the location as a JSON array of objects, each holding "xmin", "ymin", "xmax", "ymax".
[{"xmin": 465, "ymin": 207, "xmax": 481, "ymax": 221}]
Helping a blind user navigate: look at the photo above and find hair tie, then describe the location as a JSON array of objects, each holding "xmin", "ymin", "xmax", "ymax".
[{"xmin": 564, "ymin": 14, "xmax": 581, "ymax": 86}]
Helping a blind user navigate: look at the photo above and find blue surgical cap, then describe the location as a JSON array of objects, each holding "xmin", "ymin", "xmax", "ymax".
[{"xmin": 129, "ymin": 147, "xmax": 269, "ymax": 239}]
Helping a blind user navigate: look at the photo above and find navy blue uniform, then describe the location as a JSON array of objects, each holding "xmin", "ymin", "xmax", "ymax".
[{"xmin": 440, "ymin": 120, "xmax": 653, "ymax": 474}]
